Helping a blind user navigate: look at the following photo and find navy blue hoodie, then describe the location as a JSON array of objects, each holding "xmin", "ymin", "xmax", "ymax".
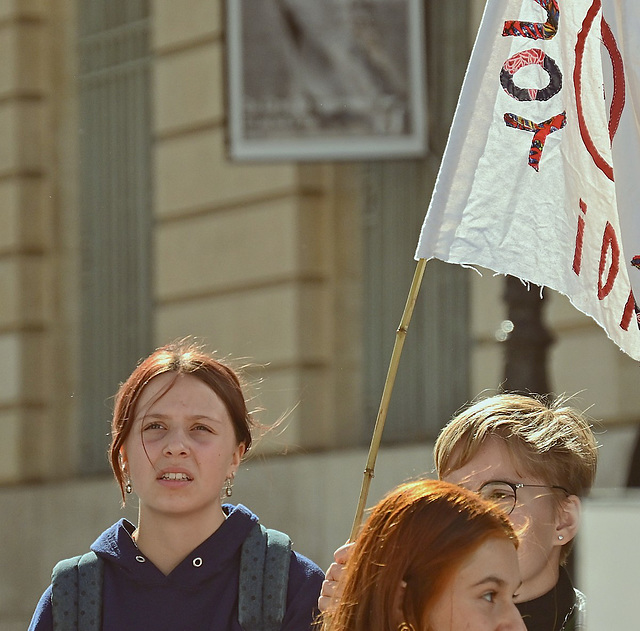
[{"xmin": 29, "ymin": 504, "xmax": 324, "ymax": 630}]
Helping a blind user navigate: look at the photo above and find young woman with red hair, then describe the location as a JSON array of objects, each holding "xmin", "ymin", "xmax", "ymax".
[{"xmin": 319, "ymin": 479, "xmax": 524, "ymax": 631}]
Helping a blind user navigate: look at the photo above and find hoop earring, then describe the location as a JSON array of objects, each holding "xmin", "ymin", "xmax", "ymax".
[
  {"xmin": 398, "ymin": 623, "xmax": 415, "ymax": 631},
  {"xmin": 224, "ymin": 476, "xmax": 233, "ymax": 497},
  {"xmin": 125, "ymin": 479, "xmax": 133, "ymax": 494}
]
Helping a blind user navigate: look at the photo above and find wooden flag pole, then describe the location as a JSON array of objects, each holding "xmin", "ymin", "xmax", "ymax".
[{"xmin": 349, "ymin": 257, "xmax": 428, "ymax": 541}]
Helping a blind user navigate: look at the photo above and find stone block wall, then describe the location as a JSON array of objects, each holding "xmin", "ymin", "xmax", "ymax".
[{"xmin": 150, "ymin": 0, "xmax": 363, "ymax": 451}]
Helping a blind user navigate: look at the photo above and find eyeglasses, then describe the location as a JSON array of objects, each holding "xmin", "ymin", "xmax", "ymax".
[{"xmin": 478, "ymin": 480, "xmax": 570, "ymax": 515}]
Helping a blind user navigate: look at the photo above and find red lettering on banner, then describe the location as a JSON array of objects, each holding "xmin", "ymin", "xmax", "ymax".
[
  {"xmin": 504, "ymin": 112, "xmax": 566, "ymax": 171},
  {"xmin": 573, "ymin": 199, "xmax": 588, "ymax": 275},
  {"xmin": 574, "ymin": 0, "xmax": 626, "ymax": 182},
  {"xmin": 571, "ymin": 198, "xmax": 634, "ymax": 330},
  {"xmin": 620, "ymin": 289, "xmax": 637, "ymax": 331},
  {"xmin": 503, "ymin": 0, "xmax": 560, "ymax": 40},
  {"xmin": 601, "ymin": 18, "xmax": 625, "ymax": 142},
  {"xmin": 501, "ymin": 4, "xmax": 563, "ymax": 170},
  {"xmin": 598, "ymin": 221, "xmax": 620, "ymax": 299}
]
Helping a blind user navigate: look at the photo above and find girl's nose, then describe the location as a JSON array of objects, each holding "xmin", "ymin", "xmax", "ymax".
[{"xmin": 162, "ymin": 430, "xmax": 190, "ymax": 456}]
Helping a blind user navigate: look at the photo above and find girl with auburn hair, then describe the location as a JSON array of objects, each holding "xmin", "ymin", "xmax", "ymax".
[
  {"xmin": 320, "ymin": 479, "xmax": 524, "ymax": 631},
  {"xmin": 29, "ymin": 339, "xmax": 324, "ymax": 631}
]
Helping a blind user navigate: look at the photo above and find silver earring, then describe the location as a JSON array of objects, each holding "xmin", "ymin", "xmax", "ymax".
[
  {"xmin": 125, "ymin": 479, "xmax": 133, "ymax": 494},
  {"xmin": 224, "ymin": 477, "xmax": 233, "ymax": 497},
  {"xmin": 558, "ymin": 535, "xmax": 564, "ymax": 541}
]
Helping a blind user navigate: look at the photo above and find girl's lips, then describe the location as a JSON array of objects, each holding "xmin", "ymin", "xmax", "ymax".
[
  {"xmin": 157, "ymin": 467, "xmax": 194, "ymax": 481},
  {"xmin": 157, "ymin": 474, "xmax": 192, "ymax": 489},
  {"xmin": 158, "ymin": 471, "xmax": 193, "ymax": 481}
]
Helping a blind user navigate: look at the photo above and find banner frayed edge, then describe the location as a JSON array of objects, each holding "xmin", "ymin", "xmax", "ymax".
[{"xmin": 430, "ymin": 257, "xmax": 640, "ymax": 362}]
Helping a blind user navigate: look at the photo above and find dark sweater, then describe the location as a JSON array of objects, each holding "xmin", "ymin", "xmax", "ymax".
[
  {"xmin": 517, "ymin": 567, "xmax": 578, "ymax": 631},
  {"xmin": 29, "ymin": 504, "xmax": 324, "ymax": 630}
]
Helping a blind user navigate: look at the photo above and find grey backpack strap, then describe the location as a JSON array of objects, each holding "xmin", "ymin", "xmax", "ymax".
[
  {"xmin": 262, "ymin": 528, "xmax": 292, "ymax": 630},
  {"xmin": 238, "ymin": 523, "xmax": 292, "ymax": 631},
  {"xmin": 51, "ymin": 551, "xmax": 103, "ymax": 631}
]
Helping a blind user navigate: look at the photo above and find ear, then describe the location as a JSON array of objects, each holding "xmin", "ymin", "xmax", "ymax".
[
  {"xmin": 230, "ymin": 442, "xmax": 246, "ymax": 472},
  {"xmin": 392, "ymin": 580, "xmax": 407, "ymax": 628},
  {"xmin": 555, "ymin": 495, "xmax": 581, "ymax": 545}
]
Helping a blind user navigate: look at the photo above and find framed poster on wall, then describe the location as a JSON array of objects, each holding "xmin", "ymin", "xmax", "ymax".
[{"xmin": 226, "ymin": 0, "xmax": 427, "ymax": 161}]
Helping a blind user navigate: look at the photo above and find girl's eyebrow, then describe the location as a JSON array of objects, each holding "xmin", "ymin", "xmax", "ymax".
[
  {"xmin": 188, "ymin": 414, "xmax": 225, "ymax": 424},
  {"xmin": 140, "ymin": 412, "xmax": 224, "ymax": 424},
  {"xmin": 472, "ymin": 576, "xmax": 506, "ymax": 588},
  {"xmin": 472, "ymin": 576, "xmax": 523, "ymax": 590}
]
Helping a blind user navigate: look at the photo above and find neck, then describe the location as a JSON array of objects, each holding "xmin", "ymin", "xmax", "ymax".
[
  {"xmin": 517, "ymin": 568, "xmax": 560, "ymax": 603},
  {"xmin": 516, "ymin": 567, "xmax": 575, "ymax": 631},
  {"xmin": 133, "ymin": 504, "xmax": 227, "ymax": 575},
  {"xmin": 516, "ymin": 549, "xmax": 562, "ymax": 603}
]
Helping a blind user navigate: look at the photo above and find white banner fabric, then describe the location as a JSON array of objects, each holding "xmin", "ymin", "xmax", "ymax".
[{"xmin": 415, "ymin": 0, "xmax": 640, "ymax": 361}]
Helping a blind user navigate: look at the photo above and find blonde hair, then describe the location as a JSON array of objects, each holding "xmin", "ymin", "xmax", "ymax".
[{"xmin": 434, "ymin": 393, "xmax": 598, "ymax": 563}]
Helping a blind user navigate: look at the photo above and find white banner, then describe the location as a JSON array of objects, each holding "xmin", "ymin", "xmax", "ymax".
[{"xmin": 415, "ymin": 0, "xmax": 640, "ymax": 361}]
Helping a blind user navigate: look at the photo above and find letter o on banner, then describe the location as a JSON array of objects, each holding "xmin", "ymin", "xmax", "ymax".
[
  {"xmin": 501, "ymin": 48, "xmax": 562, "ymax": 102},
  {"xmin": 598, "ymin": 221, "xmax": 620, "ymax": 300}
]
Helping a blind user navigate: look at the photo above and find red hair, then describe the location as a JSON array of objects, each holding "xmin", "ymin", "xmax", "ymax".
[
  {"xmin": 321, "ymin": 479, "xmax": 517, "ymax": 631},
  {"xmin": 109, "ymin": 339, "xmax": 254, "ymax": 501}
]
